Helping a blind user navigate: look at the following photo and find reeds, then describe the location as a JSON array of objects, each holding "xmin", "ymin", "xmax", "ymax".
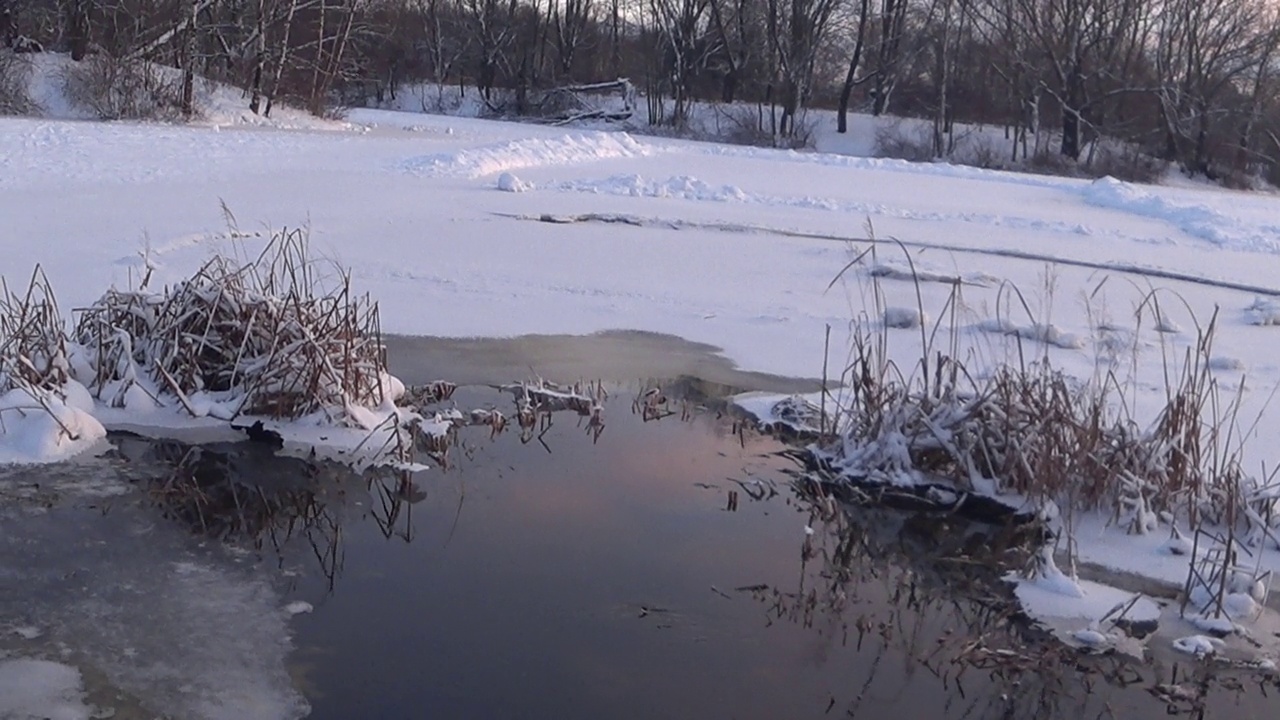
[
  {"xmin": 0, "ymin": 266, "xmax": 69, "ymax": 394},
  {"xmin": 812, "ymin": 230, "xmax": 1279, "ymax": 569},
  {"xmin": 73, "ymin": 228, "xmax": 390, "ymax": 421}
]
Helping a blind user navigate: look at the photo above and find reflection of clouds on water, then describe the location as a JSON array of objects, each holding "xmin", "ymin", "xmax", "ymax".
[{"xmin": 0, "ymin": 463, "xmax": 309, "ymax": 720}]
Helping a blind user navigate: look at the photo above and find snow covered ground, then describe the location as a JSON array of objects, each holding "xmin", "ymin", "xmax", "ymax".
[{"xmin": 5, "ymin": 71, "xmax": 1280, "ymax": 708}]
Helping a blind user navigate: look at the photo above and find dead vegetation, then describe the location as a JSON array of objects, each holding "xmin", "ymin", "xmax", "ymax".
[
  {"xmin": 0, "ymin": 266, "xmax": 69, "ymax": 395},
  {"xmin": 74, "ymin": 228, "xmax": 390, "ymax": 421},
  {"xmin": 0, "ymin": 49, "xmax": 37, "ymax": 116},
  {"xmin": 62, "ymin": 53, "xmax": 190, "ymax": 121},
  {"xmin": 790, "ymin": 236, "xmax": 1280, "ymax": 599}
]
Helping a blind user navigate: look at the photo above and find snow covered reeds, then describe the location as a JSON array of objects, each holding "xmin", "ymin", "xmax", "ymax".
[
  {"xmin": 73, "ymin": 228, "xmax": 393, "ymax": 422},
  {"xmin": 811, "ymin": 238, "xmax": 1277, "ymax": 573},
  {"xmin": 0, "ymin": 267, "xmax": 106, "ymax": 462}
]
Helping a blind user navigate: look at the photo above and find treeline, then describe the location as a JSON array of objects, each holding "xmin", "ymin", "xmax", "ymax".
[{"xmin": 3, "ymin": 0, "xmax": 1280, "ymax": 182}]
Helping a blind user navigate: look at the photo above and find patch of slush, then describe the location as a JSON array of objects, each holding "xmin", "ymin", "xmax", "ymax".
[
  {"xmin": 0, "ymin": 500, "xmax": 309, "ymax": 720},
  {"xmin": 0, "ymin": 658, "xmax": 95, "ymax": 720}
]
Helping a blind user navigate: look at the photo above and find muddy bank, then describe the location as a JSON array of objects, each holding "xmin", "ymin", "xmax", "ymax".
[{"xmin": 385, "ymin": 330, "xmax": 822, "ymax": 392}]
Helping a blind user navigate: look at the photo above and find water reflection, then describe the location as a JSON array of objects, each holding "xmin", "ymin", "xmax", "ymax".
[{"xmin": 64, "ymin": 382, "xmax": 1280, "ymax": 718}]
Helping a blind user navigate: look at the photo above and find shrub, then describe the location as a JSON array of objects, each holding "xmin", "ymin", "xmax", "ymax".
[
  {"xmin": 0, "ymin": 49, "xmax": 36, "ymax": 116},
  {"xmin": 62, "ymin": 53, "xmax": 189, "ymax": 121},
  {"xmin": 874, "ymin": 120, "xmax": 935, "ymax": 162}
]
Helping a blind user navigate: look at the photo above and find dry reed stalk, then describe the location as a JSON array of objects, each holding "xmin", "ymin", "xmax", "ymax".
[{"xmin": 73, "ymin": 228, "xmax": 390, "ymax": 421}]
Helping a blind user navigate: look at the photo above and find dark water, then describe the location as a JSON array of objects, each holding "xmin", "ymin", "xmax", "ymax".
[
  {"xmin": 1, "ymin": 337, "xmax": 1277, "ymax": 718},
  {"xmin": 271, "ymin": 389, "xmax": 1277, "ymax": 720}
]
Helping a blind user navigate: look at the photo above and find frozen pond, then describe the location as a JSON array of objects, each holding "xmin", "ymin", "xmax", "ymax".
[{"xmin": 0, "ymin": 334, "xmax": 1276, "ymax": 719}]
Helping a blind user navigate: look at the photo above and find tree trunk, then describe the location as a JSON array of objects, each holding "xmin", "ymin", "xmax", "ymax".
[
  {"xmin": 0, "ymin": 0, "xmax": 15, "ymax": 48},
  {"xmin": 66, "ymin": 0, "xmax": 90, "ymax": 61},
  {"xmin": 249, "ymin": 0, "xmax": 265, "ymax": 114},
  {"xmin": 836, "ymin": 0, "xmax": 870, "ymax": 133},
  {"xmin": 1059, "ymin": 71, "xmax": 1084, "ymax": 160},
  {"xmin": 309, "ymin": 0, "xmax": 328, "ymax": 114},
  {"xmin": 181, "ymin": 0, "xmax": 197, "ymax": 117},
  {"xmin": 265, "ymin": 0, "xmax": 299, "ymax": 117}
]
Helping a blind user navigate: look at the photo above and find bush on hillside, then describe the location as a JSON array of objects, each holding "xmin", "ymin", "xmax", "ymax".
[
  {"xmin": 62, "ymin": 52, "xmax": 189, "ymax": 121},
  {"xmin": 0, "ymin": 50, "xmax": 36, "ymax": 115}
]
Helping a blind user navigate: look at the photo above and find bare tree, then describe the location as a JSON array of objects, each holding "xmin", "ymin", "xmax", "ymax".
[{"xmin": 835, "ymin": 0, "xmax": 871, "ymax": 132}]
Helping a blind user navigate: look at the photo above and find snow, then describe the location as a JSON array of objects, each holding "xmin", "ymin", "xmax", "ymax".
[
  {"xmin": 0, "ymin": 387, "xmax": 108, "ymax": 465},
  {"xmin": 883, "ymin": 306, "xmax": 927, "ymax": 329},
  {"xmin": 0, "ymin": 659, "xmax": 95, "ymax": 720},
  {"xmin": 1082, "ymin": 177, "xmax": 1280, "ymax": 254},
  {"xmin": 1009, "ymin": 574, "xmax": 1161, "ymax": 623},
  {"xmin": 1189, "ymin": 614, "xmax": 1238, "ymax": 635},
  {"xmin": 1173, "ymin": 635, "xmax": 1224, "ymax": 657},
  {"xmin": 496, "ymin": 172, "xmax": 532, "ymax": 193},
  {"xmin": 11, "ymin": 625, "xmax": 43, "ymax": 640},
  {"xmin": 403, "ymin": 131, "xmax": 654, "ymax": 179},
  {"xmin": 284, "ymin": 601, "xmax": 314, "ymax": 615}
]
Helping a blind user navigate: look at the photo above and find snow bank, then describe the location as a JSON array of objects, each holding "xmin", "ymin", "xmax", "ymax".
[
  {"xmin": 403, "ymin": 131, "xmax": 654, "ymax": 178},
  {"xmin": 0, "ymin": 659, "xmax": 95, "ymax": 720},
  {"xmin": 1082, "ymin": 177, "xmax": 1280, "ymax": 253}
]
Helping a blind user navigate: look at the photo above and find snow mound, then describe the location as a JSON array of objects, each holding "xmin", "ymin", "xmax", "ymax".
[
  {"xmin": 978, "ymin": 318, "xmax": 1085, "ymax": 350},
  {"xmin": 1082, "ymin": 177, "xmax": 1280, "ymax": 253},
  {"xmin": 496, "ymin": 172, "xmax": 532, "ymax": 193},
  {"xmin": 0, "ymin": 659, "xmax": 95, "ymax": 720},
  {"xmin": 1173, "ymin": 635, "xmax": 1224, "ymax": 657},
  {"xmin": 1246, "ymin": 298, "xmax": 1280, "ymax": 326},
  {"xmin": 404, "ymin": 131, "xmax": 653, "ymax": 178},
  {"xmin": 284, "ymin": 601, "xmax": 314, "ymax": 615},
  {"xmin": 0, "ymin": 387, "xmax": 107, "ymax": 465},
  {"xmin": 561, "ymin": 173, "xmax": 749, "ymax": 202}
]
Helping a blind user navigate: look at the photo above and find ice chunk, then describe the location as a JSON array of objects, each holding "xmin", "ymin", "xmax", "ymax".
[
  {"xmin": 284, "ymin": 601, "xmax": 314, "ymax": 615},
  {"xmin": 0, "ymin": 658, "xmax": 93, "ymax": 720}
]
